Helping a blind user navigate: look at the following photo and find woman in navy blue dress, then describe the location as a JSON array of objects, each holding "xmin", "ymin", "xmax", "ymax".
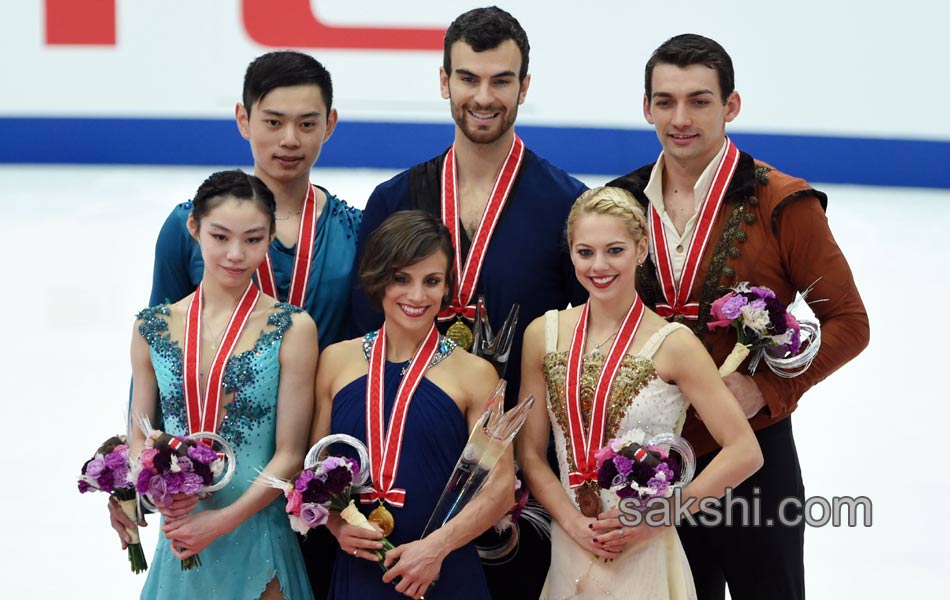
[{"xmin": 313, "ymin": 211, "xmax": 514, "ymax": 600}]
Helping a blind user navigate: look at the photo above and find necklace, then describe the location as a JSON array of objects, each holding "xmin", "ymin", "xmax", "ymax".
[
  {"xmin": 588, "ymin": 330, "xmax": 618, "ymax": 356},
  {"xmin": 203, "ymin": 315, "xmax": 227, "ymax": 350},
  {"xmin": 274, "ymin": 210, "xmax": 302, "ymax": 221}
]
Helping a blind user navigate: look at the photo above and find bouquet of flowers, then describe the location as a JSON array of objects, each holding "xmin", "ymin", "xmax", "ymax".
[
  {"xmin": 133, "ymin": 428, "xmax": 234, "ymax": 570},
  {"xmin": 78, "ymin": 434, "xmax": 148, "ymax": 573},
  {"xmin": 594, "ymin": 430, "xmax": 695, "ymax": 507},
  {"xmin": 258, "ymin": 434, "xmax": 394, "ymax": 571},
  {"xmin": 708, "ymin": 282, "xmax": 821, "ymax": 377}
]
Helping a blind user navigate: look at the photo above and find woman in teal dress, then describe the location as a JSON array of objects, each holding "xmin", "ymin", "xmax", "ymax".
[
  {"xmin": 313, "ymin": 211, "xmax": 515, "ymax": 600},
  {"xmin": 129, "ymin": 170, "xmax": 317, "ymax": 599}
]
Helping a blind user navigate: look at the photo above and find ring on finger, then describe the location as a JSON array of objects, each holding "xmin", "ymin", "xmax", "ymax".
[{"xmin": 353, "ymin": 548, "xmax": 359, "ymax": 557}]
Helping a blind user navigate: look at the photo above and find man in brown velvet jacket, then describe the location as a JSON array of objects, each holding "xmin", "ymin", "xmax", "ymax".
[{"xmin": 607, "ymin": 34, "xmax": 869, "ymax": 600}]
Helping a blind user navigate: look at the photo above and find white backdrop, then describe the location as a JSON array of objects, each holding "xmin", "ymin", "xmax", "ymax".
[{"xmin": 3, "ymin": 0, "xmax": 945, "ymax": 139}]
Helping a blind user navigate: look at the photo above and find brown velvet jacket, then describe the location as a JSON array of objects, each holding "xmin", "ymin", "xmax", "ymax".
[{"xmin": 607, "ymin": 151, "xmax": 869, "ymax": 456}]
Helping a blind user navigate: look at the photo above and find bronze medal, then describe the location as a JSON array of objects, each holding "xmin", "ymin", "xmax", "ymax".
[
  {"xmin": 576, "ymin": 484, "xmax": 602, "ymax": 518},
  {"xmin": 446, "ymin": 318, "xmax": 474, "ymax": 351},
  {"xmin": 368, "ymin": 504, "xmax": 395, "ymax": 537}
]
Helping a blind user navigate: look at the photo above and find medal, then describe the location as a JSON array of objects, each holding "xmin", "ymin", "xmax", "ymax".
[
  {"xmin": 360, "ymin": 323, "xmax": 441, "ymax": 529},
  {"xmin": 368, "ymin": 504, "xmax": 395, "ymax": 537},
  {"xmin": 576, "ymin": 482, "xmax": 602, "ymax": 518},
  {"xmin": 650, "ymin": 139, "xmax": 739, "ymax": 320},
  {"xmin": 182, "ymin": 281, "xmax": 260, "ymax": 439},
  {"xmin": 564, "ymin": 296, "xmax": 646, "ymax": 503},
  {"xmin": 437, "ymin": 135, "xmax": 525, "ymax": 346},
  {"xmin": 255, "ymin": 184, "xmax": 318, "ymax": 307},
  {"xmin": 446, "ymin": 317, "xmax": 474, "ymax": 351}
]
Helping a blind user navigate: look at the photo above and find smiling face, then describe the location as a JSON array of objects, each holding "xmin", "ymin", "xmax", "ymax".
[
  {"xmin": 570, "ymin": 213, "xmax": 648, "ymax": 302},
  {"xmin": 188, "ymin": 196, "xmax": 274, "ymax": 290},
  {"xmin": 381, "ymin": 251, "xmax": 450, "ymax": 333},
  {"xmin": 643, "ymin": 63, "xmax": 740, "ymax": 171},
  {"xmin": 236, "ymin": 84, "xmax": 337, "ymax": 187},
  {"xmin": 440, "ymin": 39, "xmax": 530, "ymax": 145}
]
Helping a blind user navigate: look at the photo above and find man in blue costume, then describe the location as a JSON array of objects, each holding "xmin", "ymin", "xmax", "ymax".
[
  {"xmin": 113, "ymin": 50, "xmax": 360, "ymax": 598},
  {"xmin": 350, "ymin": 7, "xmax": 586, "ymax": 599},
  {"xmin": 150, "ymin": 51, "xmax": 361, "ymax": 349}
]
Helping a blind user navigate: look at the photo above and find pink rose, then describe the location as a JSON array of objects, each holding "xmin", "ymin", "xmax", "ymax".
[
  {"xmin": 140, "ymin": 448, "xmax": 158, "ymax": 470},
  {"xmin": 594, "ymin": 444, "xmax": 617, "ymax": 469},
  {"xmin": 708, "ymin": 293, "xmax": 735, "ymax": 330},
  {"xmin": 285, "ymin": 489, "xmax": 303, "ymax": 515}
]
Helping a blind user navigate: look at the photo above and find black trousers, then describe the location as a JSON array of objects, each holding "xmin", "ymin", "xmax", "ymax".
[{"xmin": 677, "ymin": 418, "xmax": 806, "ymax": 600}]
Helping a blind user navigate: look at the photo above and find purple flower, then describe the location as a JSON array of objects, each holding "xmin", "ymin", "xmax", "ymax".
[
  {"xmin": 111, "ymin": 466, "xmax": 130, "ymax": 487},
  {"xmin": 598, "ymin": 460, "xmax": 619, "ymax": 489},
  {"xmin": 85, "ymin": 457, "xmax": 106, "ymax": 478},
  {"xmin": 616, "ymin": 485, "xmax": 639, "ymax": 500},
  {"xmin": 300, "ymin": 502, "xmax": 330, "ymax": 528},
  {"xmin": 99, "ymin": 470, "xmax": 115, "ymax": 493},
  {"xmin": 295, "ymin": 470, "xmax": 315, "ymax": 492},
  {"xmin": 148, "ymin": 474, "xmax": 172, "ymax": 507},
  {"xmin": 181, "ymin": 472, "xmax": 204, "ymax": 495},
  {"xmin": 763, "ymin": 297, "xmax": 789, "ymax": 336},
  {"xmin": 630, "ymin": 460, "xmax": 655, "ymax": 486},
  {"xmin": 785, "ymin": 313, "xmax": 802, "ymax": 354},
  {"xmin": 613, "ymin": 455, "xmax": 634, "ymax": 477},
  {"xmin": 103, "ymin": 451, "xmax": 127, "ymax": 470},
  {"xmin": 748, "ymin": 299, "xmax": 766, "ymax": 313},
  {"xmin": 136, "ymin": 469, "xmax": 154, "ymax": 494},
  {"xmin": 164, "ymin": 472, "xmax": 184, "ymax": 495},
  {"xmin": 187, "ymin": 443, "xmax": 217, "ymax": 465},
  {"xmin": 722, "ymin": 294, "xmax": 748, "ymax": 320},
  {"xmin": 750, "ymin": 286, "xmax": 776, "ymax": 300},
  {"xmin": 324, "ymin": 466, "xmax": 353, "ymax": 496},
  {"xmin": 77, "ymin": 479, "xmax": 93, "ymax": 494},
  {"xmin": 345, "ymin": 458, "xmax": 360, "ymax": 477},
  {"xmin": 321, "ymin": 457, "xmax": 342, "ymax": 471}
]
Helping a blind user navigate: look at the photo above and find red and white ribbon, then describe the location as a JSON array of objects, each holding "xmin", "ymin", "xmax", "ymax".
[
  {"xmin": 183, "ymin": 281, "xmax": 260, "ymax": 439},
  {"xmin": 255, "ymin": 184, "xmax": 317, "ymax": 308},
  {"xmin": 650, "ymin": 139, "xmax": 739, "ymax": 320},
  {"xmin": 565, "ymin": 296, "xmax": 646, "ymax": 488},
  {"xmin": 437, "ymin": 134, "xmax": 524, "ymax": 323},
  {"xmin": 360, "ymin": 324, "xmax": 440, "ymax": 507}
]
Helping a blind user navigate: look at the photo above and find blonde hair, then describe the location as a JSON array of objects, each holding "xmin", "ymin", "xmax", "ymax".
[{"xmin": 566, "ymin": 186, "xmax": 648, "ymax": 245}]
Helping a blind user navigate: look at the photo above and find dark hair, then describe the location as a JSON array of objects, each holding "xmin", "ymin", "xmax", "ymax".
[
  {"xmin": 443, "ymin": 6, "xmax": 530, "ymax": 81},
  {"xmin": 242, "ymin": 51, "xmax": 333, "ymax": 116},
  {"xmin": 359, "ymin": 211, "xmax": 456, "ymax": 312},
  {"xmin": 645, "ymin": 34, "xmax": 735, "ymax": 103},
  {"xmin": 191, "ymin": 170, "xmax": 276, "ymax": 235}
]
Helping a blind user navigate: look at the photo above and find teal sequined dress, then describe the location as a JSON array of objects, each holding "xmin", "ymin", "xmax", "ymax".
[{"xmin": 137, "ymin": 303, "xmax": 312, "ymax": 600}]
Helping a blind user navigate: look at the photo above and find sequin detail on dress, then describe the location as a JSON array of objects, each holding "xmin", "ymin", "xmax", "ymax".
[
  {"xmin": 361, "ymin": 330, "xmax": 457, "ymax": 372},
  {"xmin": 136, "ymin": 302, "xmax": 303, "ymax": 449}
]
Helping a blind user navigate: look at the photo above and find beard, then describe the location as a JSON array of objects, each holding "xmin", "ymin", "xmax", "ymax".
[{"xmin": 449, "ymin": 96, "xmax": 519, "ymax": 145}]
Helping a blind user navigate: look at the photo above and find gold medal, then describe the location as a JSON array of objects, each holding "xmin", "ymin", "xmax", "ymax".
[
  {"xmin": 576, "ymin": 483, "xmax": 602, "ymax": 518},
  {"xmin": 368, "ymin": 503, "xmax": 395, "ymax": 536},
  {"xmin": 446, "ymin": 318, "xmax": 473, "ymax": 351}
]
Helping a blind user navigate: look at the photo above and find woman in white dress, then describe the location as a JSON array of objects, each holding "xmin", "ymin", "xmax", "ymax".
[{"xmin": 517, "ymin": 187, "xmax": 763, "ymax": 599}]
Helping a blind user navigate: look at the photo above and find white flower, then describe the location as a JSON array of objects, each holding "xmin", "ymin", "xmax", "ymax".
[
  {"xmin": 210, "ymin": 459, "xmax": 224, "ymax": 478},
  {"xmin": 169, "ymin": 455, "xmax": 181, "ymax": 473},
  {"xmin": 610, "ymin": 428, "xmax": 646, "ymax": 452},
  {"xmin": 740, "ymin": 305, "xmax": 770, "ymax": 336}
]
